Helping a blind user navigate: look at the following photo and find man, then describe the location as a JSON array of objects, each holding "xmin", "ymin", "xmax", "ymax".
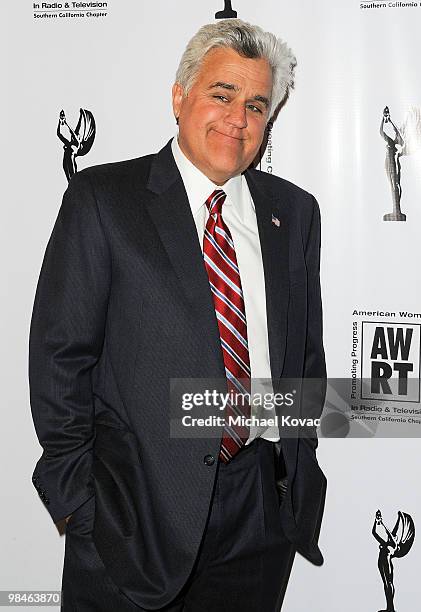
[{"xmin": 29, "ymin": 18, "xmax": 327, "ymax": 612}]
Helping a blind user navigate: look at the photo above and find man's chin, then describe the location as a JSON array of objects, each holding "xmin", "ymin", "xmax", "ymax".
[{"xmin": 206, "ymin": 159, "xmax": 247, "ymax": 183}]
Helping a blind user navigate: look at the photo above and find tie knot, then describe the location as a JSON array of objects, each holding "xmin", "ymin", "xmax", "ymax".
[{"xmin": 205, "ymin": 189, "xmax": 226, "ymax": 216}]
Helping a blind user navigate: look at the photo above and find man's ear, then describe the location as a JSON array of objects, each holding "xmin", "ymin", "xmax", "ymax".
[{"xmin": 172, "ymin": 83, "xmax": 185, "ymax": 123}]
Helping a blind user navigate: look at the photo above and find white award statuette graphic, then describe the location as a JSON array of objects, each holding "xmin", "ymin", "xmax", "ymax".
[
  {"xmin": 372, "ymin": 509, "xmax": 415, "ymax": 612},
  {"xmin": 380, "ymin": 106, "xmax": 421, "ymax": 221},
  {"xmin": 57, "ymin": 108, "xmax": 96, "ymax": 182}
]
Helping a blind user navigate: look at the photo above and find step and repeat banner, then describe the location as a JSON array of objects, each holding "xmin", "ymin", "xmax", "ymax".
[{"xmin": 2, "ymin": 1, "xmax": 421, "ymax": 610}]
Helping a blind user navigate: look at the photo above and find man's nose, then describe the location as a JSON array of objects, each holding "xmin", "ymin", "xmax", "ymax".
[{"xmin": 226, "ymin": 102, "xmax": 247, "ymax": 129}]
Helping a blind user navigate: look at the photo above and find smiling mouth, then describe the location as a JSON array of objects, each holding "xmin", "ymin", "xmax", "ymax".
[{"xmin": 213, "ymin": 130, "xmax": 245, "ymax": 141}]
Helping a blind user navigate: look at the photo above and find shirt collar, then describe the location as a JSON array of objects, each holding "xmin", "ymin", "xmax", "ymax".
[{"xmin": 171, "ymin": 135, "xmax": 247, "ymax": 219}]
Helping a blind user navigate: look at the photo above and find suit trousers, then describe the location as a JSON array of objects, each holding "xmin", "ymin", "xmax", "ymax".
[{"xmin": 61, "ymin": 438, "xmax": 296, "ymax": 612}]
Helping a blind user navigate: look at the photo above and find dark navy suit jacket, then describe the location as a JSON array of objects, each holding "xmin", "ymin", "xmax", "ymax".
[{"xmin": 29, "ymin": 139, "xmax": 327, "ymax": 609}]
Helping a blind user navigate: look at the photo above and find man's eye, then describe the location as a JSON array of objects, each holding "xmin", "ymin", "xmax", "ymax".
[
  {"xmin": 213, "ymin": 95, "xmax": 229, "ymax": 102},
  {"xmin": 247, "ymin": 104, "xmax": 263, "ymax": 114}
]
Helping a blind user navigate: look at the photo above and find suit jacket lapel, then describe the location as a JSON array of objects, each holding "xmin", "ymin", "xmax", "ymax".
[
  {"xmin": 145, "ymin": 140, "xmax": 226, "ymax": 378},
  {"xmin": 245, "ymin": 169, "xmax": 290, "ymax": 383}
]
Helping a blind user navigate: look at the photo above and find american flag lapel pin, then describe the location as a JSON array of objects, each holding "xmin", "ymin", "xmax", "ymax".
[{"xmin": 271, "ymin": 213, "xmax": 281, "ymax": 227}]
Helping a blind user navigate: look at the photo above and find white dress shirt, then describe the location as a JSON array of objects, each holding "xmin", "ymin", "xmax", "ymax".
[{"xmin": 171, "ymin": 136, "xmax": 280, "ymax": 444}]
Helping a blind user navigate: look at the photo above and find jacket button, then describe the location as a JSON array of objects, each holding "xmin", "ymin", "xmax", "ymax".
[{"xmin": 203, "ymin": 454, "xmax": 215, "ymax": 466}]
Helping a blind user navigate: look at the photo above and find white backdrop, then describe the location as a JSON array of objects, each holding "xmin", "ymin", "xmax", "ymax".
[{"xmin": 2, "ymin": 1, "xmax": 421, "ymax": 610}]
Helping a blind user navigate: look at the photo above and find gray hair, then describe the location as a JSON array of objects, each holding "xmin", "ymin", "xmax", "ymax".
[{"xmin": 175, "ymin": 19, "xmax": 297, "ymax": 120}]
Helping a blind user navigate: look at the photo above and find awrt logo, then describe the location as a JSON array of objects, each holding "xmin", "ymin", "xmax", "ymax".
[{"xmin": 361, "ymin": 322, "xmax": 420, "ymax": 402}]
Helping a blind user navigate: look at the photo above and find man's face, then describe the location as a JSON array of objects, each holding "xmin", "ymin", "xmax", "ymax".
[{"xmin": 172, "ymin": 47, "xmax": 272, "ymax": 185}]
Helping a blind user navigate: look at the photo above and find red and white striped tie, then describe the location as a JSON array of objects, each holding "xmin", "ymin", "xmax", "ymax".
[{"xmin": 203, "ymin": 189, "xmax": 251, "ymax": 463}]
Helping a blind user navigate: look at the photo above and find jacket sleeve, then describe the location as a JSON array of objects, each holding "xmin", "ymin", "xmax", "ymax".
[
  {"xmin": 29, "ymin": 171, "xmax": 111, "ymax": 523},
  {"xmin": 300, "ymin": 195, "xmax": 327, "ymax": 451}
]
